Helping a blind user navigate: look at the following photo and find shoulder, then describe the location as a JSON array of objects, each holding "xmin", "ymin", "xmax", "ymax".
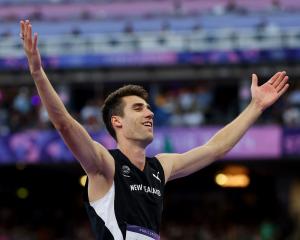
[
  {"xmin": 147, "ymin": 155, "xmax": 166, "ymax": 185},
  {"xmin": 155, "ymin": 153, "xmax": 181, "ymax": 183},
  {"xmin": 155, "ymin": 153, "xmax": 181, "ymax": 166},
  {"xmin": 147, "ymin": 155, "xmax": 164, "ymax": 171},
  {"xmin": 107, "ymin": 148, "xmax": 118, "ymax": 156}
]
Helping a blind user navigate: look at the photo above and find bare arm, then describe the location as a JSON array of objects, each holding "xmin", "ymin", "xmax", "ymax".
[
  {"xmin": 157, "ymin": 72, "xmax": 289, "ymax": 182},
  {"xmin": 20, "ymin": 20, "xmax": 114, "ymax": 180}
]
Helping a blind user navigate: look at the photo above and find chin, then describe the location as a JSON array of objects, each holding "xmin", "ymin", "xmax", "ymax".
[
  {"xmin": 142, "ymin": 134, "xmax": 154, "ymax": 145},
  {"xmin": 147, "ymin": 135, "xmax": 154, "ymax": 143}
]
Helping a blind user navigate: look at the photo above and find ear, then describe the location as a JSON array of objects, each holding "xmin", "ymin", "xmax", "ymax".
[{"xmin": 111, "ymin": 116, "xmax": 122, "ymax": 129}]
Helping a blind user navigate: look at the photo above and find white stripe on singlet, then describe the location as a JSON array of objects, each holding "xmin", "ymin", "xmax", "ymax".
[{"xmin": 90, "ymin": 182, "xmax": 123, "ymax": 240}]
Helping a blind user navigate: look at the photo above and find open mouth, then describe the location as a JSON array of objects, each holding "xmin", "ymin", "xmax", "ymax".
[{"xmin": 142, "ymin": 121, "xmax": 153, "ymax": 128}]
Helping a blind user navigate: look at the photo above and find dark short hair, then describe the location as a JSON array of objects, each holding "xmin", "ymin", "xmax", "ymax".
[{"xmin": 102, "ymin": 85, "xmax": 148, "ymax": 140}]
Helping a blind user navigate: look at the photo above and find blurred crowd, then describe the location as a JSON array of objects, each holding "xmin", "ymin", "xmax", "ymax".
[
  {"xmin": 0, "ymin": 218, "xmax": 289, "ymax": 240},
  {"xmin": 0, "ymin": 207, "xmax": 94, "ymax": 240},
  {"xmin": 0, "ymin": 80, "xmax": 298, "ymax": 135},
  {"xmin": 0, "ymin": 185, "xmax": 298, "ymax": 240},
  {"xmin": 0, "ymin": 85, "xmax": 104, "ymax": 135}
]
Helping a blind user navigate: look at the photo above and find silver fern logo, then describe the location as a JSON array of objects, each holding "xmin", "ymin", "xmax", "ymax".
[{"xmin": 121, "ymin": 165, "xmax": 131, "ymax": 177}]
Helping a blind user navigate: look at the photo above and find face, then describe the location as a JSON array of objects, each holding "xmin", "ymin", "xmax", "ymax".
[{"xmin": 113, "ymin": 96, "xmax": 154, "ymax": 146}]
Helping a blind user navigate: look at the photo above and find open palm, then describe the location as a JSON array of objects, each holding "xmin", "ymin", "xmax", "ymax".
[
  {"xmin": 20, "ymin": 20, "xmax": 41, "ymax": 74},
  {"xmin": 251, "ymin": 71, "xmax": 289, "ymax": 110}
]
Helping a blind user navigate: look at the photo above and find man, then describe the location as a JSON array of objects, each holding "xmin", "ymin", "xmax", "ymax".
[{"xmin": 20, "ymin": 20, "xmax": 289, "ymax": 240}]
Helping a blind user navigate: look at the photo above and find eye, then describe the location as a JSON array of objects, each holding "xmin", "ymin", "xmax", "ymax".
[{"xmin": 133, "ymin": 106, "xmax": 143, "ymax": 111}]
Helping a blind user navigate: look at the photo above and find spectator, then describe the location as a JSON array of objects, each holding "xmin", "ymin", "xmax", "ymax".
[{"xmin": 80, "ymin": 99, "xmax": 103, "ymax": 131}]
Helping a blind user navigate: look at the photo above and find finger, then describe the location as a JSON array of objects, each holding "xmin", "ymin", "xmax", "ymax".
[
  {"xmin": 277, "ymin": 84, "xmax": 289, "ymax": 98},
  {"xmin": 19, "ymin": 21, "xmax": 25, "ymax": 41},
  {"xmin": 25, "ymin": 24, "xmax": 30, "ymax": 47},
  {"xmin": 251, "ymin": 73, "xmax": 258, "ymax": 87},
  {"xmin": 24, "ymin": 22, "xmax": 28, "ymax": 42},
  {"xmin": 20, "ymin": 20, "xmax": 25, "ymax": 36},
  {"xmin": 275, "ymin": 76, "xmax": 289, "ymax": 92},
  {"xmin": 33, "ymin": 32, "xmax": 38, "ymax": 50},
  {"xmin": 273, "ymin": 71, "xmax": 286, "ymax": 88},
  {"xmin": 24, "ymin": 19, "xmax": 30, "ymax": 39},
  {"xmin": 25, "ymin": 22, "xmax": 32, "ymax": 48},
  {"xmin": 268, "ymin": 72, "xmax": 281, "ymax": 84},
  {"xmin": 28, "ymin": 24, "xmax": 33, "ymax": 47}
]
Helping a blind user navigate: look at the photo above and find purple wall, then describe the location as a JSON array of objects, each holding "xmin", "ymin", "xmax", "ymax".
[{"xmin": 0, "ymin": 126, "xmax": 282, "ymax": 164}]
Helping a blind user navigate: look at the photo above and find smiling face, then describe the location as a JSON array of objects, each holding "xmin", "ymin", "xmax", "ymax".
[{"xmin": 112, "ymin": 96, "xmax": 154, "ymax": 146}]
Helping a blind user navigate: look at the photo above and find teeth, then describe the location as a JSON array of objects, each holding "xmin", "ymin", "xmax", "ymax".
[{"xmin": 143, "ymin": 122, "xmax": 152, "ymax": 127}]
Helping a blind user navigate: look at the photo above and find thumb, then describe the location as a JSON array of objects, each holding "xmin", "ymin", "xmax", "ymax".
[{"xmin": 251, "ymin": 73, "xmax": 258, "ymax": 88}]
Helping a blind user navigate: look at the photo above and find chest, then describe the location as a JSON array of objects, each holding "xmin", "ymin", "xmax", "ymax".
[{"xmin": 115, "ymin": 163, "xmax": 164, "ymax": 203}]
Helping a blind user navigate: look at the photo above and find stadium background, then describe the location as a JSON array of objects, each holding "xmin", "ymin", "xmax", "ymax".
[{"xmin": 1, "ymin": 0, "xmax": 300, "ymax": 239}]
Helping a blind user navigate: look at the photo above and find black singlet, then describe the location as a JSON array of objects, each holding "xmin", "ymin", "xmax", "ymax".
[{"xmin": 84, "ymin": 149, "xmax": 165, "ymax": 240}]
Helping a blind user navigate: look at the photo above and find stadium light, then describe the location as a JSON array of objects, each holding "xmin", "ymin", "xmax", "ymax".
[
  {"xmin": 215, "ymin": 165, "xmax": 250, "ymax": 188},
  {"xmin": 16, "ymin": 187, "xmax": 29, "ymax": 199},
  {"xmin": 79, "ymin": 175, "xmax": 87, "ymax": 187}
]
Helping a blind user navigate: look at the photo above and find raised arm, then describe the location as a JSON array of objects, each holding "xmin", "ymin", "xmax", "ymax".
[
  {"xmin": 20, "ymin": 20, "xmax": 114, "ymax": 181},
  {"xmin": 157, "ymin": 72, "xmax": 289, "ymax": 182}
]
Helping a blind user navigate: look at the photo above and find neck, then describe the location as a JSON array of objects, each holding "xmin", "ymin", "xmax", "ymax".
[{"xmin": 117, "ymin": 140, "xmax": 146, "ymax": 171}]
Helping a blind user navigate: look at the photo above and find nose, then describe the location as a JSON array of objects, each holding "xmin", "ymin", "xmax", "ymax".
[{"xmin": 145, "ymin": 108, "xmax": 154, "ymax": 119}]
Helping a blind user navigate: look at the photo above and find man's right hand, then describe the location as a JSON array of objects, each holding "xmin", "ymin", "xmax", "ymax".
[{"xmin": 20, "ymin": 20, "xmax": 42, "ymax": 74}]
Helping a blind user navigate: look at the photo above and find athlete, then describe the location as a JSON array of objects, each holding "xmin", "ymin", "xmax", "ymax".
[{"xmin": 20, "ymin": 19, "xmax": 289, "ymax": 240}]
